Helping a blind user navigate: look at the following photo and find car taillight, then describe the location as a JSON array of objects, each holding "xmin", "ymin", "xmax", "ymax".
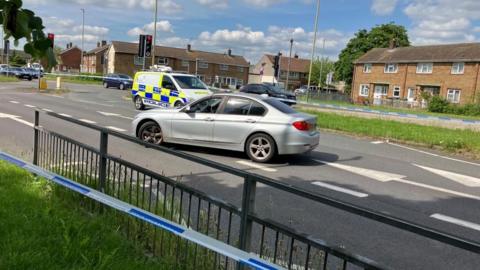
[{"xmin": 292, "ymin": 121, "xmax": 310, "ymax": 131}]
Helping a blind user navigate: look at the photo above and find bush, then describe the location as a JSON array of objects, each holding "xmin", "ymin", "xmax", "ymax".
[
  {"xmin": 427, "ymin": 96, "xmax": 449, "ymax": 113},
  {"xmin": 428, "ymin": 96, "xmax": 480, "ymax": 116}
]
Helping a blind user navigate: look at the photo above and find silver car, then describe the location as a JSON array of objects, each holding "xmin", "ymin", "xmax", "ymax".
[{"xmin": 132, "ymin": 93, "xmax": 320, "ymax": 163}]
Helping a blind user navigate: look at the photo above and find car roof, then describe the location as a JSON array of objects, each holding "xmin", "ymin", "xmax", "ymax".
[
  {"xmin": 136, "ymin": 71, "xmax": 196, "ymax": 77},
  {"xmin": 211, "ymin": 92, "xmax": 268, "ymax": 101}
]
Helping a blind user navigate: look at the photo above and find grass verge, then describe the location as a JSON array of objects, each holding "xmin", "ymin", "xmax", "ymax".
[
  {"xmin": 45, "ymin": 74, "xmax": 102, "ymax": 85},
  {"xmin": 0, "ymin": 161, "xmax": 171, "ymax": 270},
  {"xmin": 304, "ymin": 110, "xmax": 480, "ymax": 158},
  {"xmin": 0, "ymin": 75, "xmax": 19, "ymax": 82}
]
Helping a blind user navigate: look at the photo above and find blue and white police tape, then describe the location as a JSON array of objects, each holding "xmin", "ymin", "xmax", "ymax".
[{"xmin": 0, "ymin": 151, "xmax": 285, "ymax": 270}]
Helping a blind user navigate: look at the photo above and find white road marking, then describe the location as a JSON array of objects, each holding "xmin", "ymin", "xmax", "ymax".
[
  {"xmin": 0, "ymin": 112, "xmax": 34, "ymax": 127},
  {"xmin": 312, "ymin": 181, "xmax": 369, "ymax": 198},
  {"xmin": 394, "ymin": 178, "xmax": 480, "ymax": 201},
  {"xmin": 106, "ymin": 126, "xmax": 127, "ymax": 132},
  {"xmin": 59, "ymin": 113, "xmax": 72, "ymax": 118},
  {"xmin": 315, "ymin": 160, "xmax": 405, "ymax": 182},
  {"xmin": 371, "ymin": 141, "xmax": 384, "ymax": 144},
  {"xmin": 414, "ymin": 164, "xmax": 480, "ymax": 187},
  {"xmin": 97, "ymin": 111, "xmax": 133, "ymax": 120},
  {"xmin": 387, "ymin": 142, "xmax": 480, "ymax": 167},
  {"xmin": 42, "ymin": 108, "xmax": 53, "ymax": 112},
  {"xmin": 431, "ymin": 214, "xmax": 480, "ymax": 232},
  {"xmin": 9, "ymin": 100, "xmax": 19, "ymax": 104},
  {"xmin": 79, "ymin": 119, "xmax": 96, "ymax": 124},
  {"xmin": 236, "ymin": 160, "xmax": 277, "ymax": 172},
  {"xmin": 77, "ymin": 99, "xmax": 114, "ymax": 107},
  {"xmin": 44, "ymin": 94, "xmax": 64, "ymax": 98},
  {"xmin": 24, "ymin": 104, "xmax": 36, "ymax": 108}
]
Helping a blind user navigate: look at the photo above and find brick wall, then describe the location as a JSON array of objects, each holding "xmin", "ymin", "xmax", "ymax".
[{"xmin": 59, "ymin": 48, "xmax": 81, "ymax": 72}]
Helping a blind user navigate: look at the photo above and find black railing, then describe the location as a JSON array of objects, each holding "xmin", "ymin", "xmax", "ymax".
[{"xmin": 33, "ymin": 110, "xmax": 480, "ymax": 270}]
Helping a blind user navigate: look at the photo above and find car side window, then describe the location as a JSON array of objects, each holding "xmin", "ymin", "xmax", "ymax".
[
  {"xmin": 252, "ymin": 85, "xmax": 267, "ymax": 94},
  {"xmin": 162, "ymin": 76, "xmax": 176, "ymax": 90},
  {"xmin": 222, "ymin": 98, "xmax": 252, "ymax": 115},
  {"xmin": 248, "ymin": 101, "xmax": 266, "ymax": 116},
  {"xmin": 188, "ymin": 97, "xmax": 223, "ymax": 113}
]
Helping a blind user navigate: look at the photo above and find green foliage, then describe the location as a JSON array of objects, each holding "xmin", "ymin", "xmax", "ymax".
[
  {"xmin": 427, "ymin": 96, "xmax": 450, "ymax": 113},
  {"xmin": 428, "ymin": 96, "xmax": 480, "ymax": 116},
  {"xmin": 0, "ymin": 0, "xmax": 56, "ymax": 67},
  {"xmin": 8, "ymin": 50, "xmax": 26, "ymax": 65},
  {"xmin": 310, "ymin": 57, "xmax": 335, "ymax": 87},
  {"xmin": 335, "ymin": 23, "xmax": 410, "ymax": 87}
]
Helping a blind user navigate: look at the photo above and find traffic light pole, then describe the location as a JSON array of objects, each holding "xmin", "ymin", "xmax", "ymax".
[{"xmin": 142, "ymin": 37, "xmax": 147, "ymax": 71}]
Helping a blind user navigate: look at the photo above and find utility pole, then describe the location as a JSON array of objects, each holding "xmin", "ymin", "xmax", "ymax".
[
  {"xmin": 307, "ymin": 0, "xmax": 320, "ymax": 102},
  {"xmin": 1, "ymin": 27, "xmax": 3, "ymax": 64},
  {"xmin": 285, "ymin": 38, "xmax": 293, "ymax": 91},
  {"xmin": 81, "ymin": 8, "xmax": 85, "ymax": 72},
  {"xmin": 151, "ymin": 0, "xmax": 158, "ymax": 67},
  {"xmin": 318, "ymin": 38, "xmax": 325, "ymax": 89}
]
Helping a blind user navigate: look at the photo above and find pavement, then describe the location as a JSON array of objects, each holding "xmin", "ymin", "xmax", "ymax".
[{"xmin": 1, "ymin": 81, "xmax": 480, "ymax": 270}]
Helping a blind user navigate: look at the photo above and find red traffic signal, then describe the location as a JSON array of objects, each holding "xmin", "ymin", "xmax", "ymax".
[
  {"xmin": 47, "ymin": 33, "xmax": 54, "ymax": 48},
  {"xmin": 145, "ymin": 35, "xmax": 153, "ymax": 57}
]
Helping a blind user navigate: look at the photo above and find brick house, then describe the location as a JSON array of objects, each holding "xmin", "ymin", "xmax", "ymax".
[
  {"xmin": 105, "ymin": 41, "xmax": 249, "ymax": 88},
  {"xmin": 57, "ymin": 43, "xmax": 82, "ymax": 72},
  {"xmin": 249, "ymin": 54, "xmax": 310, "ymax": 90},
  {"xmin": 83, "ymin": 41, "xmax": 108, "ymax": 74},
  {"xmin": 352, "ymin": 43, "xmax": 480, "ymax": 105}
]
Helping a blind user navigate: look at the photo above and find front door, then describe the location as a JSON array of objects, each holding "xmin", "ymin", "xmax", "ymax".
[
  {"xmin": 374, "ymin": 84, "xmax": 388, "ymax": 105},
  {"xmin": 171, "ymin": 97, "xmax": 223, "ymax": 142},
  {"xmin": 407, "ymin": 88, "xmax": 415, "ymax": 102}
]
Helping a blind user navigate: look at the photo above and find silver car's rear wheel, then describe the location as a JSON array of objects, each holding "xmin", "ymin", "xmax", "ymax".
[
  {"xmin": 138, "ymin": 121, "xmax": 163, "ymax": 145},
  {"xmin": 246, "ymin": 134, "xmax": 276, "ymax": 163}
]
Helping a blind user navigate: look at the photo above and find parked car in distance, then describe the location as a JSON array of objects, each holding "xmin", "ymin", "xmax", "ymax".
[
  {"xmin": 6, "ymin": 67, "xmax": 33, "ymax": 80},
  {"xmin": 239, "ymin": 83, "xmax": 297, "ymax": 106},
  {"xmin": 24, "ymin": 67, "xmax": 43, "ymax": 79},
  {"xmin": 132, "ymin": 93, "xmax": 319, "ymax": 163},
  {"xmin": 103, "ymin": 73, "xmax": 133, "ymax": 90},
  {"xmin": 294, "ymin": 85, "xmax": 308, "ymax": 95}
]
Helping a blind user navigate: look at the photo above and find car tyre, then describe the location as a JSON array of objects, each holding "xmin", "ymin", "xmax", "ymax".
[
  {"xmin": 119, "ymin": 83, "xmax": 125, "ymax": 90},
  {"xmin": 246, "ymin": 133, "xmax": 276, "ymax": 163},
  {"xmin": 134, "ymin": 95, "xmax": 145, "ymax": 110},
  {"xmin": 103, "ymin": 82, "xmax": 109, "ymax": 88},
  {"xmin": 174, "ymin": 100, "xmax": 184, "ymax": 108},
  {"xmin": 138, "ymin": 121, "xmax": 163, "ymax": 145}
]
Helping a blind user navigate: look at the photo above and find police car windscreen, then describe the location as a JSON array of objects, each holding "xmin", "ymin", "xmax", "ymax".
[{"xmin": 173, "ymin": 75, "xmax": 207, "ymax": 90}]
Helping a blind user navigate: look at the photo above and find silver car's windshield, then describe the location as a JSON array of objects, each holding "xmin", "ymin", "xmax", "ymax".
[
  {"xmin": 264, "ymin": 98, "xmax": 297, "ymax": 114},
  {"xmin": 173, "ymin": 75, "xmax": 207, "ymax": 90}
]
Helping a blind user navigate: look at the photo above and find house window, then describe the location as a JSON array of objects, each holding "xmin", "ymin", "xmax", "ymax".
[
  {"xmin": 158, "ymin": 57, "xmax": 168, "ymax": 65},
  {"xmin": 134, "ymin": 56, "xmax": 144, "ymax": 66},
  {"xmin": 393, "ymin": 86, "xmax": 401, "ymax": 98},
  {"xmin": 447, "ymin": 89, "xmax": 461, "ymax": 103},
  {"xmin": 416, "ymin": 63, "xmax": 433, "ymax": 74},
  {"xmin": 220, "ymin": 64, "xmax": 229, "ymax": 71},
  {"xmin": 237, "ymin": 79, "xmax": 244, "ymax": 86},
  {"xmin": 363, "ymin": 64, "xmax": 372, "ymax": 73},
  {"xmin": 199, "ymin": 61, "xmax": 208, "ymax": 69},
  {"xmin": 196, "ymin": 75, "xmax": 205, "ymax": 81},
  {"xmin": 289, "ymin": 72, "xmax": 299, "ymax": 79},
  {"xmin": 181, "ymin": 60, "xmax": 189, "ymax": 67},
  {"xmin": 238, "ymin": 66, "xmax": 244, "ymax": 72},
  {"xmin": 359, "ymin": 84, "xmax": 369, "ymax": 97},
  {"xmin": 452, "ymin": 62, "xmax": 464, "ymax": 74},
  {"xmin": 384, "ymin": 63, "xmax": 398, "ymax": 73}
]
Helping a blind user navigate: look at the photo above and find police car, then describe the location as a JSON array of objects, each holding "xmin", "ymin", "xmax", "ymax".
[{"xmin": 132, "ymin": 66, "xmax": 212, "ymax": 110}]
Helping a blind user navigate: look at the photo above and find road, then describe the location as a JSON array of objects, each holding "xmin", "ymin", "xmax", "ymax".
[{"xmin": 1, "ymin": 81, "xmax": 480, "ymax": 269}]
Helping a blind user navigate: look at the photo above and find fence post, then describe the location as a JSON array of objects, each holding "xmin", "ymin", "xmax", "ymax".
[
  {"xmin": 239, "ymin": 175, "xmax": 257, "ymax": 252},
  {"xmin": 98, "ymin": 131, "xmax": 108, "ymax": 192},
  {"xmin": 33, "ymin": 110, "xmax": 39, "ymax": 166}
]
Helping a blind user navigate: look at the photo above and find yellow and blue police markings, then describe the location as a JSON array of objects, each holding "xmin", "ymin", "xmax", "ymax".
[{"xmin": 132, "ymin": 83, "xmax": 188, "ymax": 108}]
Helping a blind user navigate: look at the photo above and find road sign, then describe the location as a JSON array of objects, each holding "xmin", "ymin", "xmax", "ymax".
[{"xmin": 326, "ymin": 71, "xmax": 334, "ymax": 85}]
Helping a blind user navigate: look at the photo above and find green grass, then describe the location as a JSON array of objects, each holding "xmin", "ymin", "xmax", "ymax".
[
  {"xmin": 0, "ymin": 161, "xmax": 173, "ymax": 270},
  {"xmin": 304, "ymin": 110, "xmax": 480, "ymax": 158},
  {"xmin": 45, "ymin": 74, "xmax": 102, "ymax": 85},
  {"xmin": 0, "ymin": 75, "xmax": 19, "ymax": 82},
  {"xmin": 298, "ymin": 96, "xmax": 480, "ymax": 121}
]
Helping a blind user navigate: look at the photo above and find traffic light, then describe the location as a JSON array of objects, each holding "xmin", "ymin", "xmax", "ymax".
[
  {"xmin": 138, "ymin": 34, "xmax": 146, "ymax": 57},
  {"xmin": 145, "ymin": 35, "xmax": 153, "ymax": 57},
  {"xmin": 47, "ymin": 33, "xmax": 54, "ymax": 48},
  {"xmin": 3, "ymin": 40, "xmax": 9, "ymax": 54}
]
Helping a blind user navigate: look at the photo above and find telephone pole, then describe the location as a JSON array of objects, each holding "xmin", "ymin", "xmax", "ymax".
[
  {"xmin": 151, "ymin": 0, "xmax": 158, "ymax": 67},
  {"xmin": 285, "ymin": 38, "xmax": 293, "ymax": 91},
  {"xmin": 81, "ymin": 8, "xmax": 85, "ymax": 72},
  {"xmin": 307, "ymin": 0, "xmax": 320, "ymax": 101}
]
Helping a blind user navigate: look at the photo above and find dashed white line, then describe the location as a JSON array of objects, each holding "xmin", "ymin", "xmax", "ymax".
[
  {"xmin": 431, "ymin": 214, "xmax": 480, "ymax": 232},
  {"xmin": 106, "ymin": 126, "xmax": 127, "ymax": 132},
  {"xmin": 59, "ymin": 113, "xmax": 72, "ymax": 118},
  {"xmin": 42, "ymin": 108, "xmax": 53, "ymax": 112},
  {"xmin": 312, "ymin": 181, "xmax": 369, "ymax": 198},
  {"xmin": 24, "ymin": 104, "xmax": 36, "ymax": 108},
  {"xmin": 9, "ymin": 100, "xmax": 19, "ymax": 104},
  {"xmin": 394, "ymin": 178, "xmax": 480, "ymax": 201},
  {"xmin": 44, "ymin": 94, "xmax": 64, "ymax": 98},
  {"xmin": 371, "ymin": 141, "xmax": 384, "ymax": 144},
  {"xmin": 236, "ymin": 160, "xmax": 277, "ymax": 172},
  {"xmin": 79, "ymin": 119, "xmax": 96, "ymax": 124}
]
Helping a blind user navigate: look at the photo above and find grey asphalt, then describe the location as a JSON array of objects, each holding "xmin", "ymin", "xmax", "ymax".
[{"xmin": 1, "ymin": 81, "xmax": 480, "ymax": 269}]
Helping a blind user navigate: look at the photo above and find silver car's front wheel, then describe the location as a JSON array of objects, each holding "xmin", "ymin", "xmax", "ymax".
[
  {"xmin": 246, "ymin": 134, "xmax": 276, "ymax": 163},
  {"xmin": 138, "ymin": 121, "xmax": 163, "ymax": 145}
]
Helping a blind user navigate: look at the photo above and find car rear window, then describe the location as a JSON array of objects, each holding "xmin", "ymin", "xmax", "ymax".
[{"xmin": 264, "ymin": 98, "xmax": 297, "ymax": 114}]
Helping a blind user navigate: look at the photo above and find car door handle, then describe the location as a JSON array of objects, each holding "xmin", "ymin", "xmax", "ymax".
[
  {"xmin": 205, "ymin": 117, "xmax": 214, "ymax": 122},
  {"xmin": 245, "ymin": 119, "xmax": 256, "ymax": 123}
]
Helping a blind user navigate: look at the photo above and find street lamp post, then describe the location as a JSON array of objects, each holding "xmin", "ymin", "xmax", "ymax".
[
  {"xmin": 318, "ymin": 38, "xmax": 326, "ymax": 89},
  {"xmin": 81, "ymin": 8, "xmax": 85, "ymax": 72},
  {"xmin": 151, "ymin": 0, "xmax": 158, "ymax": 67},
  {"xmin": 306, "ymin": 0, "xmax": 320, "ymax": 102},
  {"xmin": 285, "ymin": 38, "xmax": 293, "ymax": 91}
]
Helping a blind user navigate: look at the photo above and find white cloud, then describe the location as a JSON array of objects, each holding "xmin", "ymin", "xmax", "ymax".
[
  {"xmin": 243, "ymin": 0, "xmax": 286, "ymax": 7},
  {"xmin": 404, "ymin": 0, "xmax": 480, "ymax": 44},
  {"xmin": 196, "ymin": 0, "xmax": 228, "ymax": 9},
  {"xmin": 127, "ymin": 21, "xmax": 173, "ymax": 37},
  {"xmin": 24, "ymin": 0, "xmax": 182, "ymax": 13},
  {"xmin": 371, "ymin": 0, "xmax": 398, "ymax": 15}
]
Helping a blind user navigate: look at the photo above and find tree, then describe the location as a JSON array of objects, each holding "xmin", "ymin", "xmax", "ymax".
[
  {"xmin": 310, "ymin": 57, "xmax": 335, "ymax": 87},
  {"xmin": 9, "ymin": 50, "xmax": 26, "ymax": 65},
  {"xmin": 1, "ymin": 0, "xmax": 56, "ymax": 68},
  {"xmin": 334, "ymin": 23, "xmax": 410, "ymax": 94}
]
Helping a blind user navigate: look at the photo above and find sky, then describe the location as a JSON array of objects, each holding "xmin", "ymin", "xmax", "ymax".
[{"xmin": 14, "ymin": 0, "xmax": 480, "ymax": 63}]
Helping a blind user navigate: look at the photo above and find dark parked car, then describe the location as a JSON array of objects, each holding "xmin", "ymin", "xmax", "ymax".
[
  {"xmin": 239, "ymin": 83, "xmax": 297, "ymax": 105},
  {"xmin": 24, "ymin": 68, "xmax": 43, "ymax": 79},
  {"xmin": 103, "ymin": 73, "xmax": 133, "ymax": 90},
  {"xmin": 6, "ymin": 67, "xmax": 33, "ymax": 80}
]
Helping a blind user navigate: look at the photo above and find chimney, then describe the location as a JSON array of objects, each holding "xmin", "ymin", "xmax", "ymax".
[
  {"xmin": 97, "ymin": 42, "xmax": 100, "ymax": 48},
  {"xmin": 70, "ymin": 42, "xmax": 73, "ymax": 48},
  {"xmin": 389, "ymin": 38, "xmax": 397, "ymax": 49},
  {"xmin": 187, "ymin": 44, "xmax": 191, "ymax": 52},
  {"xmin": 101, "ymin": 40, "xmax": 107, "ymax": 46},
  {"xmin": 227, "ymin": 48, "xmax": 232, "ymax": 56},
  {"xmin": 294, "ymin": 53, "xmax": 299, "ymax": 59},
  {"xmin": 66, "ymin": 43, "xmax": 69, "ymax": 49}
]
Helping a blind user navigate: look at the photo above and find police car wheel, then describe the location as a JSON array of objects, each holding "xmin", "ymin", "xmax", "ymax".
[
  {"xmin": 134, "ymin": 96, "xmax": 145, "ymax": 110},
  {"xmin": 139, "ymin": 121, "xmax": 163, "ymax": 145},
  {"xmin": 174, "ymin": 101, "xmax": 184, "ymax": 108}
]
